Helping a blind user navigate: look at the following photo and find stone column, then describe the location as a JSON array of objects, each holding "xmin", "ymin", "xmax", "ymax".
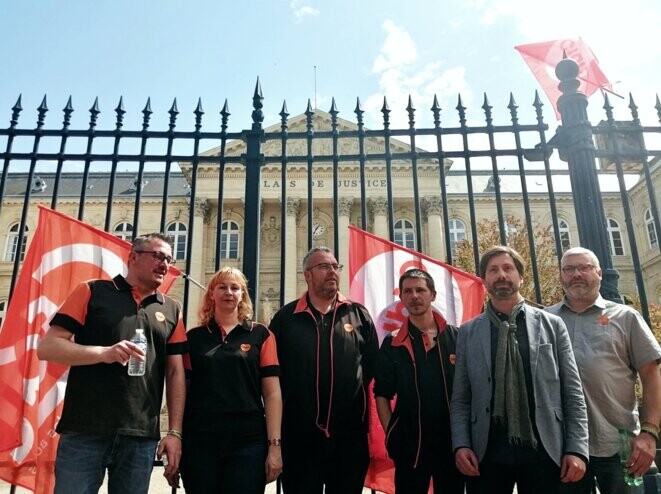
[
  {"xmin": 369, "ymin": 197, "xmax": 389, "ymax": 238},
  {"xmin": 187, "ymin": 198, "xmax": 209, "ymax": 327},
  {"xmin": 285, "ymin": 197, "xmax": 300, "ymax": 302},
  {"xmin": 422, "ymin": 196, "xmax": 443, "ymax": 260},
  {"xmin": 338, "ymin": 197, "xmax": 353, "ymax": 291}
]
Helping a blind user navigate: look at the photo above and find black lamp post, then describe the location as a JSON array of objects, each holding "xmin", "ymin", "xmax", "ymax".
[{"xmin": 555, "ymin": 56, "xmax": 622, "ymax": 303}]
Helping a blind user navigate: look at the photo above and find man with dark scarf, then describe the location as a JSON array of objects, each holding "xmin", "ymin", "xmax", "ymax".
[{"xmin": 450, "ymin": 245, "xmax": 589, "ymax": 494}]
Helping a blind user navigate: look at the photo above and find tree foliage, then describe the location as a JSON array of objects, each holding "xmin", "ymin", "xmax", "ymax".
[
  {"xmin": 453, "ymin": 215, "xmax": 564, "ymax": 307},
  {"xmin": 630, "ymin": 299, "xmax": 661, "ymax": 343},
  {"xmin": 649, "ymin": 304, "xmax": 661, "ymax": 340}
]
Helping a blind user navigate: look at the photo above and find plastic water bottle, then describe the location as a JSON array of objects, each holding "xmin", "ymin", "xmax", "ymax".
[
  {"xmin": 127, "ymin": 329, "xmax": 147, "ymax": 376},
  {"xmin": 619, "ymin": 428, "xmax": 644, "ymax": 486}
]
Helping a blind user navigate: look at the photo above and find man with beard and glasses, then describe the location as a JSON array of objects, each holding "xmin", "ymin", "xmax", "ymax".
[
  {"xmin": 450, "ymin": 245, "xmax": 588, "ymax": 494},
  {"xmin": 269, "ymin": 246, "xmax": 379, "ymax": 494},
  {"xmin": 374, "ymin": 269, "xmax": 464, "ymax": 493},
  {"xmin": 547, "ymin": 247, "xmax": 661, "ymax": 494},
  {"xmin": 37, "ymin": 233, "xmax": 187, "ymax": 494}
]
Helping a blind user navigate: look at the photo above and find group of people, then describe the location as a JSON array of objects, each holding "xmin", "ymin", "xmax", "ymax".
[{"xmin": 37, "ymin": 232, "xmax": 660, "ymax": 494}]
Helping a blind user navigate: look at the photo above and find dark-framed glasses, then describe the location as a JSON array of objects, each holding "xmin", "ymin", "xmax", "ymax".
[
  {"xmin": 307, "ymin": 262, "xmax": 343, "ymax": 272},
  {"xmin": 561, "ymin": 264, "xmax": 595, "ymax": 275},
  {"xmin": 134, "ymin": 250, "xmax": 176, "ymax": 265}
]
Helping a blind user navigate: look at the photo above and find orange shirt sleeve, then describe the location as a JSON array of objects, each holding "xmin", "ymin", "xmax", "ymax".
[
  {"xmin": 259, "ymin": 329, "xmax": 279, "ymax": 368},
  {"xmin": 54, "ymin": 281, "xmax": 92, "ymax": 327}
]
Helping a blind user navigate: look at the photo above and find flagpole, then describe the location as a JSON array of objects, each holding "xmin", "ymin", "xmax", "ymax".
[{"xmin": 181, "ymin": 272, "xmax": 206, "ymax": 290}]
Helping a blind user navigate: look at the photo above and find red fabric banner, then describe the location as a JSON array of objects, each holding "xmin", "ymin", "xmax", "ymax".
[
  {"xmin": 348, "ymin": 226, "xmax": 486, "ymax": 494},
  {"xmin": 515, "ymin": 38, "xmax": 612, "ymax": 119},
  {"xmin": 0, "ymin": 206, "xmax": 180, "ymax": 493}
]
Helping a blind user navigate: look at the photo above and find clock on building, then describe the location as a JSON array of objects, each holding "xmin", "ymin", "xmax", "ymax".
[{"xmin": 312, "ymin": 222, "xmax": 326, "ymax": 237}]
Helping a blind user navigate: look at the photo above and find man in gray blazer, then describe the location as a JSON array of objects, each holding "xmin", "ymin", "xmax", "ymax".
[{"xmin": 450, "ymin": 245, "xmax": 589, "ymax": 494}]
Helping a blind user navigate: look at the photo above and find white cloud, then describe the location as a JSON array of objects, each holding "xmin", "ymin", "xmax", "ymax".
[
  {"xmin": 371, "ymin": 20, "xmax": 418, "ymax": 73},
  {"xmin": 290, "ymin": 0, "xmax": 319, "ymax": 22},
  {"xmin": 366, "ymin": 20, "xmax": 473, "ymax": 131}
]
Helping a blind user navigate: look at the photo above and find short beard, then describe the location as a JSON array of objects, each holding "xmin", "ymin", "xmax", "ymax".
[
  {"xmin": 489, "ymin": 286, "xmax": 516, "ymax": 299},
  {"xmin": 319, "ymin": 283, "xmax": 338, "ymax": 300}
]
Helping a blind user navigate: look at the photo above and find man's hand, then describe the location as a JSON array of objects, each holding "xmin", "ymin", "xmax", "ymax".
[
  {"xmin": 100, "ymin": 340, "xmax": 144, "ymax": 366},
  {"xmin": 157, "ymin": 434, "xmax": 182, "ymax": 483},
  {"xmin": 265, "ymin": 446, "xmax": 283, "ymax": 483},
  {"xmin": 560, "ymin": 454, "xmax": 586, "ymax": 483},
  {"xmin": 455, "ymin": 447, "xmax": 480, "ymax": 476},
  {"xmin": 627, "ymin": 432, "xmax": 656, "ymax": 477}
]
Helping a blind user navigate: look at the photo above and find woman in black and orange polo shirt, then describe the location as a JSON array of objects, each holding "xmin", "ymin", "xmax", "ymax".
[{"xmin": 179, "ymin": 267, "xmax": 282, "ymax": 493}]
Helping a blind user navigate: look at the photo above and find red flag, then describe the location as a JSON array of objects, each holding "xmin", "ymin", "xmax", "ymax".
[
  {"xmin": 515, "ymin": 38, "xmax": 612, "ymax": 119},
  {"xmin": 0, "ymin": 206, "xmax": 180, "ymax": 493},
  {"xmin": 348, "ymin": 226, "xmax": 486, "ymax": 494}
]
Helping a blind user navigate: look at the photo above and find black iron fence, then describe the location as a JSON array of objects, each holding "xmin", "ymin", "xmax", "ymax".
[{"xmin": 1, "ymin": 63, "xmax": 659, "ymax": 325}]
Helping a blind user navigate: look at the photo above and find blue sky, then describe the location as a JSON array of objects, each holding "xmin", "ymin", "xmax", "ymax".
[{"xmin": 1, "ymin": 0, "xmax": 660, "ymax": 140}]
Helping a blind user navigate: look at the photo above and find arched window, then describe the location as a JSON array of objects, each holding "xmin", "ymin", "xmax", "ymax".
[
  {"xmin": 113, "ymin": 222, "xmax": 133, "ymax": 242},
  {"xmin": 4, "ymin": 223, "xmax": 28, "ymax": 262},
  {"xmin": 167, "ymin": 222, "xmax": 187, "ymax": 260},
  {"xmin": 394, "ymin": 219, "xmax": 415, "ymax": 249},
  {"xmin": 0, "ymin": 300, "xmax": 5, "ymax": 328},
  {"xmin": 220, "ymin": 220, "xmax": 240, "ymax": 259},
  {"xmin": 645, "ymin": 209, "xmax": 658, "ymax": 249},
  {"xmin": 448, "ymin": 219, "xmax": 466, "ymax": 256},
  {"xmin": 607, "ymin": 218, "xmax": 625, "ymax": 256},
  {"xmin": 558, "ymin": 220, "xmax": 571, "ymax": 251}
]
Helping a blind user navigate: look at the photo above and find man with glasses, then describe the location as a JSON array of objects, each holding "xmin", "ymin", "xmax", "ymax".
[
  {"xmin": 269, "ymin": 246, "xmax": 379, "ymax": 494},
  {"xmin": 38, "ymin": 233, "xmax": 187, "ymax": 494},
  {"xmin": 451, "ymin": 245, "xmax": 588, "ymax": 494},
  {"xmin": 547, "ymin": 247, "xmax": 661, "ymax": 494}
]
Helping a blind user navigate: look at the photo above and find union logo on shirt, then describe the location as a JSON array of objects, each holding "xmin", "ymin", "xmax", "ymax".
[
  {"xmin": 240, "ymin": 344, "xmax": 251, "ymax": 352},
  {"xmin": 344, "ymin": 323, "xmax": 354, "ymax": 333},
  {"xmin": 598, "ymin": 315, "xmax": 609, "ymax": 326}
]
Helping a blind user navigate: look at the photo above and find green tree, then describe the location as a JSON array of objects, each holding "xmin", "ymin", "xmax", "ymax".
[{"xmin": 453, "ymin": 215, "xmax": 564, "ymax": 307}]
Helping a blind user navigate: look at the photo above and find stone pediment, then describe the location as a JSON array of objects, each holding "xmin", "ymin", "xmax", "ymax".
[{"xmin": 184, "ymin": 110, "xmax": 443, "ymax": 177}]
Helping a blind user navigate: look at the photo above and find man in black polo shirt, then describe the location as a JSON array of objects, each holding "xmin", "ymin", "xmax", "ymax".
[
  {"xmin": 37, "ymin": 233, "xmax": 187, "ymax": 494},
  {"xmin": 374, "ymin": 268, "xmax": 464, "ymax": 493},
  {"xmin": 269, "ymin": 246, "xmax": 379, "ymax": 494}
]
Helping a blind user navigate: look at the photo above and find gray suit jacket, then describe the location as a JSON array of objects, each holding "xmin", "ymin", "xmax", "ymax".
[{"xmin": 450, "ymin": 304, "xmax": 588, "ymax": 465}]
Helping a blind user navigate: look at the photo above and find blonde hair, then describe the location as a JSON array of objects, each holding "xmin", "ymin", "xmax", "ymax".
[{"xmin": 198, "ymin": 267, "xmax": 254, "ymax": 325}]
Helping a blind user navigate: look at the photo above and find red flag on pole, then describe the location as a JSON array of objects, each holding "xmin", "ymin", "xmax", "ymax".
[
  {"xmin": 348, "ymin": 226, "xmax": 486, "ymax": 494},
  {"xmin": 0, "ymin": 206, "xmax": 180, "ymax": 493},
  {"xmin": 515, "ymin": 38, "xmax": 613, "ymax": 119}
]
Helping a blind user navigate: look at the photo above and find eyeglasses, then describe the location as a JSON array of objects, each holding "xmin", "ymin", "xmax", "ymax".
[
  {"xmin": 307, "ymin": 262, "xmax": 343, "ymax": 272},
  {"xmin": 561, "ymin": 264, "xmax": 595, "ymax": 275},
  {"xmin": 134, "ymin": 250, "xmax": 176, "ymax": 265}
]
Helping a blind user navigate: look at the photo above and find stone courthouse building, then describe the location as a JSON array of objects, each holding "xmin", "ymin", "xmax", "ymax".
[{"xmin": 0, "ymin": 110, "xmax": 659, "ymax": 326}]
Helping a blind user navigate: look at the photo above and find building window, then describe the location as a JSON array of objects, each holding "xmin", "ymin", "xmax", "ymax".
[
  {"xmin": 607, "ymin": 218, "xmax": 625, "ymax": 256},
  {"xmin": 220, "ymin": 220, "xmax": 240, "ymax": 259},
  {"xmin": 0, "ymin": 300, "xmax": 5, "ymax": 328},
  {"xmin": 558, "ymin": 220, "xmax": 571, "ymax": 251},
  {"xmin": 645, "ymin": 209, "xmax": 658, "ymax": 248},
  {"xmin": 167, "ymin": 222, "xmax": 187, "ymax": 260},
  {"xmin": 394, "ymin": 219, "xmax": 415, "ymax": 249},
  {"xmin": 4, "ymin": 223, "xmax": 28, "ymax": 262},
  {"xmin": 113, "ymin": 222, "xmax": 133, "ymax": 242},
  {"xmin": 448, "ymin": 219, "xmax": 466, "ymax": 256}
]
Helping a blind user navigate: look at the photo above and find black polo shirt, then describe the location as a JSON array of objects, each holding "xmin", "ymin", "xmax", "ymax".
[
  {"xmin": 51, "ymin": 275, "xmax": 187, "ymax": 439},
  {"xmin": 183, "ymin": 319, "xmax": 279, "ymax": 446}
]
